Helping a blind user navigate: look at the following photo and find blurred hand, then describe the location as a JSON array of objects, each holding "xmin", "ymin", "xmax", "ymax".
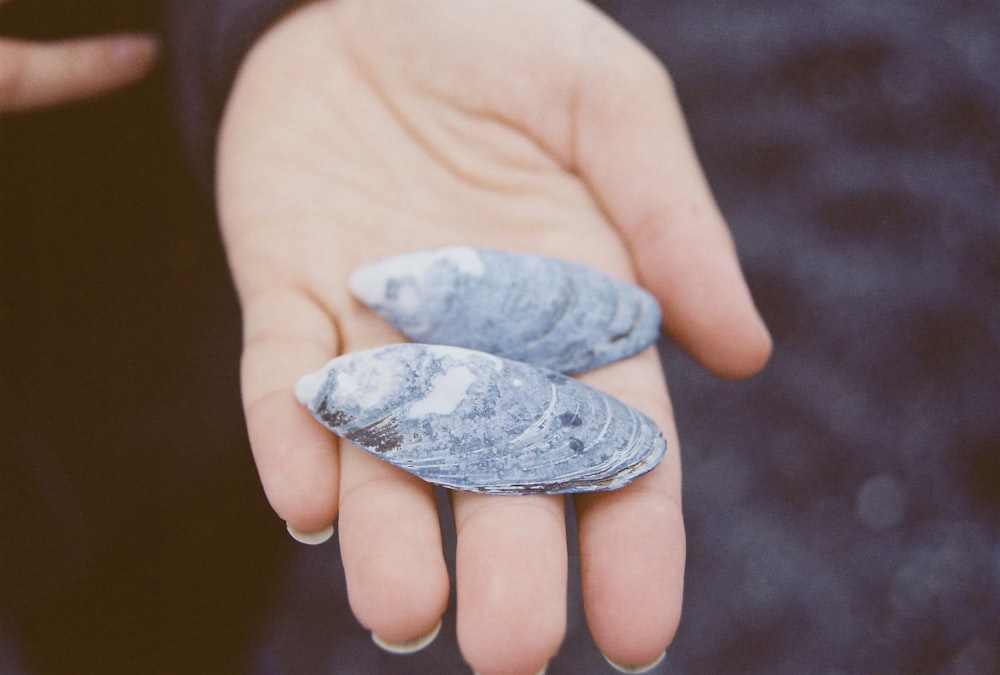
[
  {"xmin": 217, "ymin": 1, "xmax": 771, "ymax": 673},
  {"xmin": 0, "ymin": 0, "xmax": 157, "ymax": 112}
]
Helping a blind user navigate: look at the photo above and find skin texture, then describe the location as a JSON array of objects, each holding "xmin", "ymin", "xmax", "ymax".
[
  {"xmin": 216, "ymin": 1, "xmax": 772, "ymax": 672},
  {"xmin": 0, "ymin": 0, "xmax": 158, "ymax": 113}
]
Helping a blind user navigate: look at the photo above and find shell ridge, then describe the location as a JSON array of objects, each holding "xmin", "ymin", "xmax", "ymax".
[
  {"xmin": 544, "ymin": 266, "xmax": 618, "ymax": 369},
  {"xmin": 523, "ymin": 388, "xmax": 614, "ymax": 481},
  {"xmin": 483, "ymin": 251, "xmax": 571, "ymax": 351},
  {"xmin": 574, "ymin": 397, "xmax": 643, "ymax": 481},
  {"xmin": 499, "ymin": 263, "xmax": 579, "ymax": 365},
  {"xmin": 561, "ymin": 278, "xmax": 659, "ymax": 373},
  {"xmin": 508, "ymin": 380, "xmax": 561, "ymax": 446},
  {"xmin": 593, "ymin": 284, "xmax": 642, "ymax": 352}
]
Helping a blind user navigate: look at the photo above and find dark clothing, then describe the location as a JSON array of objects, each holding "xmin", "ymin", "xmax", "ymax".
[{"xmin": 167, "ymin": 0, "xmax": 300, "ymax": 187}]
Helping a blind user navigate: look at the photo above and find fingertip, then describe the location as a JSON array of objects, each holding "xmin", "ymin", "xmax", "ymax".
[
  {"xmin": 577, "ymin": 479, "xmax": 685, "ymax": 670},
  {"xmin": 734, "ymin": 321, "xmax": 774, "ymax": 378},
  {"xmin": 342, "ymin": 522, "xmax": 450, "ymax": 639},
  {"xmin": 245, "ymin": 390, "xmax": 341, "ymax": 532},
  {"xmin": 632, "ymin": 212, "xmax": 773, "ymax": 381},
  {"xmin": 108, "ymin": 33, "xmax": 160, "ymax": 79},
  {"xmin": 266, "ymin": 481, "xmax": 340, "ymax": 536},
  {"xmin": 355, "ymin": 585, "xmax": 449, "ymax": 654},
  {"xmin": 682, "ymin": 310, "xmax": 773, "ymax": 381},
  {"xmin": 454, "ymin": 495, "xmax": 567, "ymax": 674},
  {"xmin": 337, "ymin": 451, "xmax": 450, "ymax": 646}
]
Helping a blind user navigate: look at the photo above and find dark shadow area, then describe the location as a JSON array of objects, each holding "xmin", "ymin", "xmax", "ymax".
[{"xmin": 1, "ymin": 2, "xmax": 289, "ymax": 673}]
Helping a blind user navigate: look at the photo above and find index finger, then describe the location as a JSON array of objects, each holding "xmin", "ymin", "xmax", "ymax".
[{"xmin": 0, "ymin": 34, "xmax": 158, "ymax": 112}]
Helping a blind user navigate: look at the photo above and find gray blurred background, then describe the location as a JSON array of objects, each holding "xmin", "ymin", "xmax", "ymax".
[{"xmin": 2, "ymin": 0, "xmax": 998, "ymax": 673}]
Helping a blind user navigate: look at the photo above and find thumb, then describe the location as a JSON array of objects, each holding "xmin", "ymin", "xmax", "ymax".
[{"xmin": 571, "ymin": 34, "xmax": 772, "ymax": 379}]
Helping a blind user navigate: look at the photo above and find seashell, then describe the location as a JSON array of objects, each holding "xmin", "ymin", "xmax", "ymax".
[
  {"xmin": 295, "ymin": 343, "xmax": 666, "ymax": 494},
  {"xmin": 348, "ymin": 247, "xmax": 662, "ymax": 374}
]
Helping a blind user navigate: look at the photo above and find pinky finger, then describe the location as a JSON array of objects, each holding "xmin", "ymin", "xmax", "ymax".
[
  {"xmin": 0, "ymin": 34, "xmax": 158, "ymax": 112},
  {"xmin": 573, "ymin": 350, "xmax": 686, "ymax": 669}
]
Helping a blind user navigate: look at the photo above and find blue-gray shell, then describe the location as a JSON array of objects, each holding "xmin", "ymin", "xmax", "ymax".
[
  {"xmin": 348, "ymin": 247, "xmax": 662, "ymax": 374},
  {"xmin": 295, "ymin": 344, "xmax": 666, "ymax": 494}
]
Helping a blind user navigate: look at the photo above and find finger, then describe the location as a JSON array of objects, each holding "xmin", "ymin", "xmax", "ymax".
[
  {"xmin": 337, "ymin": 443, "xmax": 450, "ymax": 650},
  {"xmin": 240, "ymin": 288, "xmax": 341, "ymax": 533},
  {"xmin": 452, "ymin": 492, "xmax": 567, "ymax": 675},
  {"xmin": 0, "ymin": 34, "xmax": 158, "ymax": 112},
  {"xmin": 335, "ymin": 328, "xmax": 450, "ymax": 649},
  {"xmin": 573, "ymin": 349, "xmax": 685, "ymax": 670},
  {"xmin": 573, "ymin": 34, "xmax": 772, "ymax": 380}
]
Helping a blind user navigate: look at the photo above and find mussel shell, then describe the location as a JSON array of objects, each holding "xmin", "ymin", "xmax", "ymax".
[
  {"xmin": 295, "ymin": 344, "xmax": 666, "ymax": 494},
  {"xmin": 348, "ymin": 247, "xmax": 662, "ymax": 374}
]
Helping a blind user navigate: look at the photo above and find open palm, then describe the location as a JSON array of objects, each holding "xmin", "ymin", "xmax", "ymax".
[{"xmin": 216, "ymin": 1, "xmax": 771, "ymax": 672}]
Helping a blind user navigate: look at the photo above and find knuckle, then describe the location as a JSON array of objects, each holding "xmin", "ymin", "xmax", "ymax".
[{"xmin": 617, "ymin": 48, "xmax": 675, "ymax": 97}]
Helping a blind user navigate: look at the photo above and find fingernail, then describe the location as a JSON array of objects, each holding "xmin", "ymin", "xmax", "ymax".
[
  {"xmin": 286, "ymin": 522, "xmax": 335, "ymax": 545},
  {"xmin": 372, "ymin": 620, "xmax": 442, "ymax": 654},
  {"xmin": 604, "ymin": 650, "xmax": 666, "ymax": 673},
  {"xmin": 473, "ymin": 667, "xmax": 547, "ymax": 675}
]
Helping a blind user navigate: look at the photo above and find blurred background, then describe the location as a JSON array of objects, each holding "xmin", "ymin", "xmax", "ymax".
[{"xmin": 2, "ymin": 0, "xmax": 998, "ymax": 673}]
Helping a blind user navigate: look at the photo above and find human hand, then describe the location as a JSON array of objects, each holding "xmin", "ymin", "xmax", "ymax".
[
  {"xmin": 0, "ymin": 0, "xmax": 157, "ymax": 112},
  {"xmin": 216, "ymin": 1, "xmax": 771, "ymax": 673}
]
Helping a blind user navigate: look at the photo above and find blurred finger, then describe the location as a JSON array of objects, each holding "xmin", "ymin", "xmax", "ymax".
[
  {"xmin": 573, "ymin": 349, "xmax": 685, "ymax": 669},
  {"xmin": 0, "ymin": 34, "xmax": 158, "ymax": 112},
  {"xmin": 453, "ymin": 492, "xmax": 567, "ymax": 675}
]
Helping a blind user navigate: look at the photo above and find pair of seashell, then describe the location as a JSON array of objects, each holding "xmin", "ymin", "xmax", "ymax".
[{"xmin": 295, "ymin": 247, "xmax": 667, "ymax": 494}]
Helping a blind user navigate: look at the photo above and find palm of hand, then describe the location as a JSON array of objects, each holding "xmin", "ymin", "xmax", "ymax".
[{"xmin": 216, "ymin": 1, "xmax": 770, "ymax": 672}]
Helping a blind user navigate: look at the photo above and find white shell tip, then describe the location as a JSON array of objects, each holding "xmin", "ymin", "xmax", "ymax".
[
  {"xmin": 347, "ymin": 264, "xmax": 388, "ymax": 306},
  {"xmin": 294, "ymin": 367, "xmax": 328, "ymax": 406}
]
